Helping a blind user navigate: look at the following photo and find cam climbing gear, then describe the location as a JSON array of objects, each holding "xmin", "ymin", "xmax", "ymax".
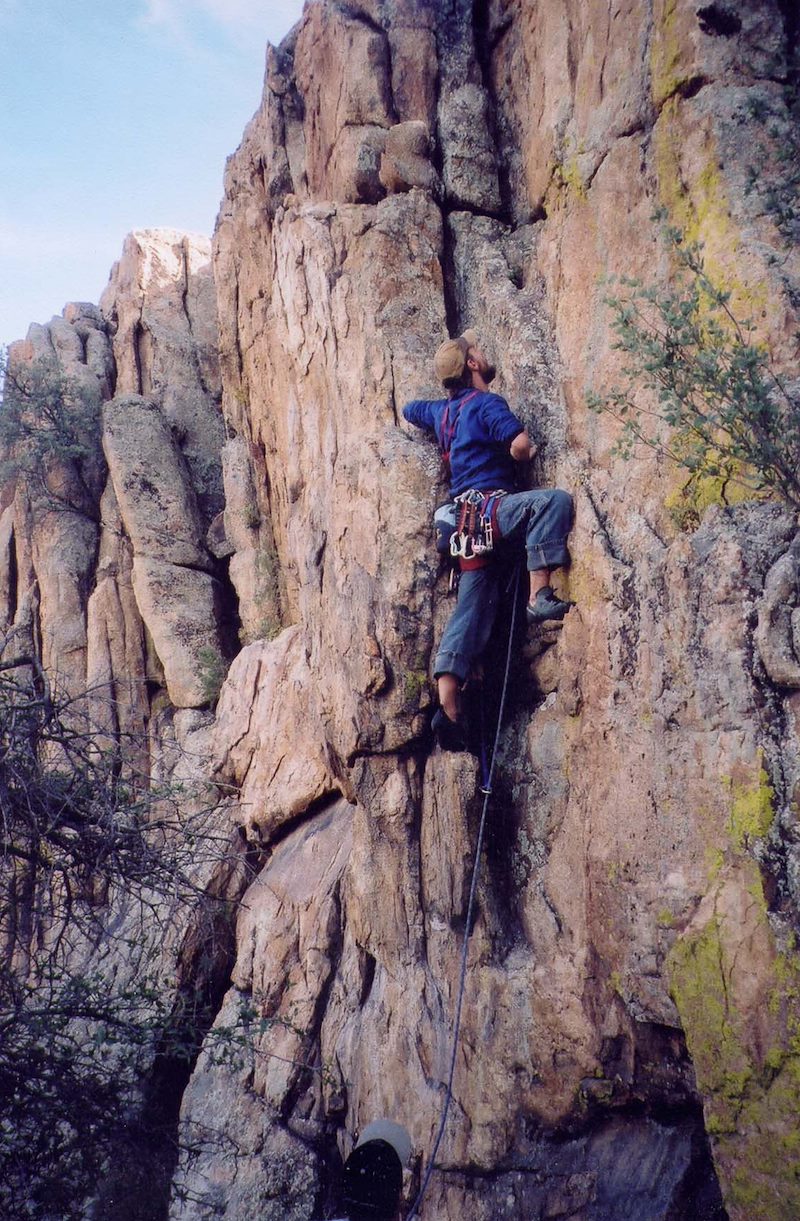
[
  {"xmin": 450, "ymin": 488, "xmax": 507, "ymax": 568},
  {"xmin": 407, "ymin": 563, "xmax": 523, "ymax": 1219}
]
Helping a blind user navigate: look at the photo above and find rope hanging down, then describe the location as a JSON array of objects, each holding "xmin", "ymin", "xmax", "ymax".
[{"xmin": 407, "ymin": 562, "xmax": 523, "ymax": 1219}]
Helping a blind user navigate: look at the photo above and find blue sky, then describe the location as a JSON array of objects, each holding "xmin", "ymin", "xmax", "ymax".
[{"xmin": 0, "ymin": 0, "xmax": 306, "ymax": 347}]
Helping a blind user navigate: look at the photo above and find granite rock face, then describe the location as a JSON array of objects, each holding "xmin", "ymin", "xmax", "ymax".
[
  {"xmin": 187, "ymin": 1, "xmax": 800, "ymax": 1218},
  {"xmin": 2, "ymin": 229, "xmax": 230, "ymax": 732},
  {"xmin": 5, "ymin": 2, "xmax": 800, "ymax": 1220},
  {"xmin": 101, "ymin": 229, "xmax": 224, "ymax": 520}
]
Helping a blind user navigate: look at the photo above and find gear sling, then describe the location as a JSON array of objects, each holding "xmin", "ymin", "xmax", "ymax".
[{"xmin": 436, "ymin": 391, "xmax": 507, "ymax": 574}]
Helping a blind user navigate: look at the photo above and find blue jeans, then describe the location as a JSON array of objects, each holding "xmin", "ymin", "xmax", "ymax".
[{"xmin": 433, "ymin": 488, "xmax": 573, "ymax": 682}]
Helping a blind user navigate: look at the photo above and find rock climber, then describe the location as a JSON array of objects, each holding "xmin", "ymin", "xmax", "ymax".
[{"xmin": 403, "ymin": 329, "xmax": 574, "ymax": 751}]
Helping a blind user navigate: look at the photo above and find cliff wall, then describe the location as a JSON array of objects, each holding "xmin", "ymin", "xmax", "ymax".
[
  {"xmin": 4, "ymin": 2, "xmax": 800, "ymax": 1219},
  {"xmin": 186, "ymin": 1, "xmax": 800, "ymax": 1217}
]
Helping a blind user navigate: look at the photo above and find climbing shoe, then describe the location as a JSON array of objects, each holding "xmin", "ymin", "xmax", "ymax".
[
  {"xmin": 431, "ymin": 707, "xmax": 468, "ymax": 752},
  {"xmin": 526, "ymin": 586, "xmax": 575, "ymax": 625}
]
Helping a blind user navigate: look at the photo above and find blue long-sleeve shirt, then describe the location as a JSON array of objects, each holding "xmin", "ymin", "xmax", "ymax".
[{"xmin": 403, "ymin": 387, "xmax": 525, "ymax": 496}]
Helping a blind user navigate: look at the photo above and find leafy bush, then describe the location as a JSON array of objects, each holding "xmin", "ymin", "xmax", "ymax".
[
  {"xmin": 587, "ymin": 221, "xmax": 800, "ymax": 514},
  {"xmin": 0, "ymin": 654, "xmax": 247, "ymax": 1220},
  {"xmin": 745, "ymin": 83, "xmax": 800, "ymax": 248},
  {"xmin": 0, "ymin": 350, "xmax": 106, "ymax": 518}
]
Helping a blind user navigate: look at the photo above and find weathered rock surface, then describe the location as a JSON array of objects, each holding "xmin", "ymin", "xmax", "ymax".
[
  {"xmin": 6, "ymin": 2, "xmax": 800, "ymax": 1220},
  {"xmin": 211, "ymin": 627, "xmax": 336, "ymax": 840},
  {"xmin": 101, "ymin": 393, "xmax": 226, "ymax": 707},
  {"xmin": 187, "ymin": 2, "xmax": 800, "ymax": 1218},
  {"xmin": 172, "ymin": 799, "xmax": 353, "ymax": 1219},
  {"xmin": 101, "ymin": 229, "xmax": 224, "ymax": 520},
  {"xmin": 2, "ymin": 230, "xmax": 229, "ymax": 725}
]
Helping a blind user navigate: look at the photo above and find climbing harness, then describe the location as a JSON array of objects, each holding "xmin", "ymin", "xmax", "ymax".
[
  {"xmin": 449, "ymin": 488, "xmax": 506, "ymax": 567},
  {"xmin": 407, "ymin": 562, "xmax": 523, "ymax": 1220},
  {"xmin": 437, "ymin": 389, "xmax": 479, "ymax": 476}
]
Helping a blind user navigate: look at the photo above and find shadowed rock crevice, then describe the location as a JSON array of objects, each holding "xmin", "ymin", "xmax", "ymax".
[
  {"xmin": 472, "ymin": 0, "xmax": 518, "ymax": 224},
  {"xmin": 87, "ymin": 834, "xmax": 256, "ymax": 1221},
  {"xmin": 5, "ymin": 527, "xmax": 18, "ymax": 625},
  {"xmin": 431, "ymin": 1106, "xmax": 727, "ymax": 1220},
  {"xmin": 696, "ymin": 6, "xmax": 743, "ymax": 39}
]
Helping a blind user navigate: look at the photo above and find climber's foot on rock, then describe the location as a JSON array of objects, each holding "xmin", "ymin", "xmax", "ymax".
[
  {"xmin": 432, "ymin": 707, "xmax": 468, "ymax": 752},
  {"xmin": 526, "ymin": 586, "xmax": 575, "ymax": 625}
]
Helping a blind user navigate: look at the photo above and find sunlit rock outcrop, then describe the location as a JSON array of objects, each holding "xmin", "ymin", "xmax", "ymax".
[
  {"xmin": 176, "ymin": 1, "xmax": 800, "ymax": 1217},
  {"xmin": 5, "ymin": 2, "xmax": 800, "ymax": 1219},
  {"xmin": 3, "ymin": 229, "xmax": 230, "ymax": 739}
]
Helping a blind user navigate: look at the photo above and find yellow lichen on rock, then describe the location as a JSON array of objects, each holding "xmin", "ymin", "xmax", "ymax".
[
  {"xmin": 653, "ymin": 96, "xmax": 774, "ymax": 331},
  {"xmin": 650, "ymin": 0, "xmax": 691, "ymax": 110},
  {"xmin": 669, "ymin": 848, "xmax": 800, "ymax": 1217},
  {"xmin": 728, "ymin": 764, "xmax": 775, "ymax": 850}
]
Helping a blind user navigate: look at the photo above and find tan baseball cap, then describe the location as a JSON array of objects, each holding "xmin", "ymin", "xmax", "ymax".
[{"xmin": 434, "ymin": 328, "xmax": 480, "ymax": 382}]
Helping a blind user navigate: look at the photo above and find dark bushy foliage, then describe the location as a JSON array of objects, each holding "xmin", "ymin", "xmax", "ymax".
[
  {"xmin": 0, "ymin": 350, "xmax": 106, "ymax": 518},
  {"xmin": 588, "ymin": 220, "xmax": 800, "ymax": 513},
  {"xmin": 0, "ymin": 656, "xmax": 245, "ymax": 1220}
]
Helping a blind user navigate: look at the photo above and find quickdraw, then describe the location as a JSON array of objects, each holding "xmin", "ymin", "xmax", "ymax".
[{"xmin": 449, "ymin": 488, "xmax": 506, "ymax": 564}]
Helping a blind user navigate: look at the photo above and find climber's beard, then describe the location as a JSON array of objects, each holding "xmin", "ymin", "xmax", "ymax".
[{"xmin": 483, "ymin": 363, "xmax": 496, "ymax": 384}]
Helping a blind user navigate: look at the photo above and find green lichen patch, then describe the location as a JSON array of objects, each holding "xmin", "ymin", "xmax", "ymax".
[
  {"xmin": 726, "ymin": 1049, "xmax": 800, "ymax": 1217},
  {"xmin": 401, "ymin": 668, "xmax": 429, "ymax": 707},
  {"xmin": 669, "ymin": 865, "xmax": 800, "ymax": 1217},
  {"xmin": 653, "ymin": 101, "xmax": 771, "ymax": 325},
  {"xmin": 669, "ymin": 914, "xmax": 751, "ymax": 1133},
  {"xmin": 553, "ymin": 148, "xmax": 588, "ymax": 201},
  {"xmin": 727, "ymin": 766, "xmax": 775, "ymax": 850},
  {"xmin": 664, "ymin": 460, "xmax": 755, "ymax": 532},
  {"xmin": 650, "ymin": 0, "xmax": 691, "ymax": 110}
]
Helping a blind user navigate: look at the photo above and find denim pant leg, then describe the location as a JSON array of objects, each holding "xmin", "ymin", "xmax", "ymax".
[
  {"xmin": 495, "ymin": 488, "xmax": 573, "ymax": 570},
  {"xmin": 433, "ymin": 566, "xmax": 500, "ymax": 682}
]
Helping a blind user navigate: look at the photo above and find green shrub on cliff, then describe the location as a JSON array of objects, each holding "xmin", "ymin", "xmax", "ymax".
[
  {"xmin": 0, "ymin": 349, "xmax": 105, "ymax": 519},
  {"xmin": 588, "ymin": 222, "xmax": 800, "ymax": 515},
  {"xmin": 745, "ymin": 82, "xmax": 800, "ymax": 249},
  {"xmin": 0, "ymin": 654, "xmax": 246, "ymax": 1220}
]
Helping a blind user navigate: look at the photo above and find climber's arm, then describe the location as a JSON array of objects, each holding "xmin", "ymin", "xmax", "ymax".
[
  {"xmin": 403, "ymin": 399, "xmax": 437, "ymax": 430},
  {"xmin": 510, "ymin": 431, "xmax": 537, "ymax": 462}
]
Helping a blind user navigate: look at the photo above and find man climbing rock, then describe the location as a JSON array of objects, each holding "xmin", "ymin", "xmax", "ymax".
[{"xmin": 403, "ymin": 329, "xmax": 574, "ymax": 751}]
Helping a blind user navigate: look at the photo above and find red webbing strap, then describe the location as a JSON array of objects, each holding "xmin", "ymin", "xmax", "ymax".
[
  {"xmin": 487, "ymin": 492, "xmax": 505, "ymax": 540},
  {"xmin": 458, "ymin": 554, "xmax": 492, "ymax": 571},
  {"xmin": 439, "ymin": 390, "xmax": 479, "ymax": 469}
]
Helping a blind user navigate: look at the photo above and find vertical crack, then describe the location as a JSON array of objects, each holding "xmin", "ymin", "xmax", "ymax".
[
  {"xmin": 471, "ymin": 0, "xmax": 514, "ymax": 224},
  {"xmin": 132, "ymin": 318, "xmax": 145, "ymax": 397},
  {"xmin": 441, "ymin": 213, "xmax": 463, "ymax": 336},
  {"xmin": 776, "ymin": 0, "xmax": 799, "ymax": 92},
  {"xmin": 7, "ymin": 527, "xmax": 18, "ymax": 625}
]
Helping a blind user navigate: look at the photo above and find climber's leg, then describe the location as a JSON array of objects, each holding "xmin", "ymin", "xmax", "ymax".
[
  {"xmin": 431, "ymin": 565, "xmax": 500, "ymax": 747},
  {"xmin": 433, "ymin": 566, "xmax": 500, "ymax": 689},
  {"xmin": 496, "ymin": 489, "xmax": 574, "ymax": 622},
  {"xmin": 437, "ymin": 673, "xmax": 461, "ymax": 722}
]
